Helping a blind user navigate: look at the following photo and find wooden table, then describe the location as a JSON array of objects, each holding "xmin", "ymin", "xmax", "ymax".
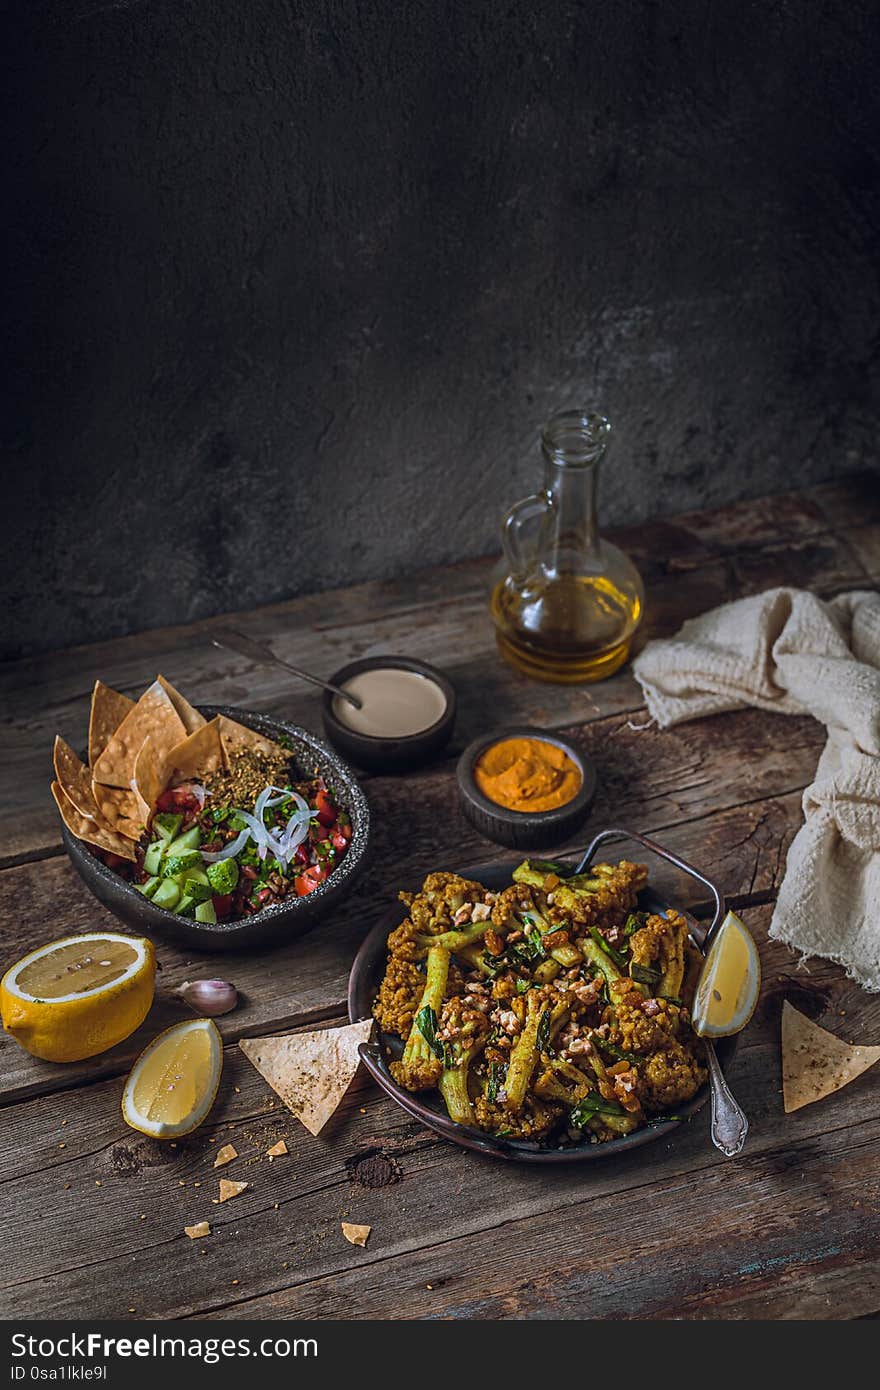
[{"xmin": 2, "ymin": 476, "xmax": 879, "ymax": 1322}]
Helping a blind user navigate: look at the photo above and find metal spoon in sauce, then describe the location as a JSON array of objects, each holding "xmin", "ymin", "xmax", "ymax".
[{"xmin": 209, "ymin": 628, "xmax": 363, "ymax": 710}]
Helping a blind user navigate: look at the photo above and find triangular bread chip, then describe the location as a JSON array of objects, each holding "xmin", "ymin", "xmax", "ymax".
[
  {"xmin": 239, "ymin": 1020, "xmax": 373, "ymax": 1136},
  {"xmin": 93, "ymin": 680, "xmax": 186, "ymax": 788},
  {"xmin": 88, "ymin": 681, "xmax": 135, "ymax": 768},
  {"xmin": 165, "ymin": 717, "xmax": 224, "ymax": 783},
  {"xmin": 157, "ymin": 675, "xmax": 206, "ymax": 735},
  {"xmin": 782, "ymin": 1001, "xmax": 880, "ymax": 1113},
  {"xmin": 341, "ymin": 1222, "xmax": 371, "ymax": 1247},
  {"xmin": 132, "ymin": 735, "xmax": 169, "ymax": 827},
  {"xmin": 218, "ymin": 1179, "xmax": 248, "ymax": 1203},
  {"xmin": 54, "ymin": 735, "xmax": 101, "ymax": 822},
  {"xmin": 50, "ymin": 781, "xmax": 137, "ymax": 860},
  {"xmin": 218, "ymin": 715, "xmax": 287, "ymax": 766},
  {"xmin": 92, "ymin": 783, "xmax": 144, "ymax": 840}
]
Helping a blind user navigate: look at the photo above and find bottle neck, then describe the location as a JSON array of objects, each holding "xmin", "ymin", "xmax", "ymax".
[
  {"xmin": 539, "ymin": 410, "xmax": 608, "ymax": 574},
  {"xmin": 542, "ymin": 457, "xmax": 600, "ymax": 570}
]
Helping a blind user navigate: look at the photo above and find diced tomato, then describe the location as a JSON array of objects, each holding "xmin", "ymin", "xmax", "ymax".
[
  {"xmin": 294, "ymin": 842, "xmax": 310, "ymax": 866},
  {"xmin": 331, "ymin": 830, "xmax": 348, "ymax": 853},
  {"xmin": 240, "ymin": 864, "xmax": 259, "ymax": 880},
  {"xmin": 212, "ymin": 893, "xmax": 234, "ymax": 918},
  {"xmin": 314, "ymin": 790, "xmax": 336, "ymax": 827},
  {"xmin": 340, "ymin": 822, "xmax": 352, "ymax": 841},
  {"xmin": 295, "ymin": 865, "xmax": 327, "ymax": 897},
  {"xmin": 156, "ymin": 789, "xmax": 177, "ymax": 813}
]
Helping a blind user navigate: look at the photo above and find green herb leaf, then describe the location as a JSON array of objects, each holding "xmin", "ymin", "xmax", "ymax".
[
  {"xmin": 569, "ymin": 1094, "xmax": 627, "ymax": 1127},
  {"xmin": 415, "ymin": 1006, "xmax": 446, "ymax": 1063},
  {"xmin": 623, "ymin": 912, "xmax": 648, "ymax": 938},
  {"xmin": 536, "ymin": 1006, "xmax": 552, "ymax": 1055},
  {"xmin": 630, "ymin": 962, "xmax": 661, "ymax": 987},
  {"xmin": 588, "ymin": 924, "xmax": 628, "ymax": 970}
]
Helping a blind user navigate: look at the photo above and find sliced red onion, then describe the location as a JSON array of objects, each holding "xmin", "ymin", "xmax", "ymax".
[{"xmin": 201, "ymin": 826, "xmax": 251, "ymax": 863}]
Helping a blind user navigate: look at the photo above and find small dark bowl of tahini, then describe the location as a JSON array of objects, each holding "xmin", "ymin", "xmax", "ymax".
[{"xmin": 321, "ymin": 656, "xmax": 456, "ymax": 772}]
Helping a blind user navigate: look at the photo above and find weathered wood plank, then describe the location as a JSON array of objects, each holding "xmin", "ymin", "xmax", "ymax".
[
  {"xmin": 0, "ymin": 483, "xmax": 868, "ymax": 866},
  {"xmin": 1, "ymin": 907, "xmax": 877, "ymax": 1320},
  {"xmin": 0, "ymin": 701, "xmax": 825, "ymax": 1103}
]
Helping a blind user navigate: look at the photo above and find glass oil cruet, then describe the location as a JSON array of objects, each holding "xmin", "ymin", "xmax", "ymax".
[{"xmin": 490, "ymin": 408, "xmax": 644, "ymax": 683}]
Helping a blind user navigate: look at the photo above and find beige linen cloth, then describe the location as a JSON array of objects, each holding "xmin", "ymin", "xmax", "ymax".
[{"xmin": 632, "ymin": 588, "xmax": 880, "ymax": 991}]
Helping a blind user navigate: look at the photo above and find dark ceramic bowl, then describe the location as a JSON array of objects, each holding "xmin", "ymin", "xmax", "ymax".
[
  {"xmin": 321, "ymin": 656, "xmax": 456, "ymax": 772},
  {"xmin": 60, "ymin": 705, "xmax": 370, "ymax": 952},
  {"xmin": 348, "ymin": 844, "xmax": 736, "ymax": 1164},
  {"xmin": 457, "ymin": 726, "xmax": 597, "ymax": 850}
]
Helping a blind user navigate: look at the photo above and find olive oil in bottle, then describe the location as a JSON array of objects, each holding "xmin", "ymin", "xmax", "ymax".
[{"xmin": 490, "ymin": 411, "xmax": 643, "ymax": 683}]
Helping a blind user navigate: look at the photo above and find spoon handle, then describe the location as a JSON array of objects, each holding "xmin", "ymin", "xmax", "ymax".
[
  {"xmin": 210, "ymin": 632, "xmax": 362, "ymax": 709},
  {"xmin": 705, "ymin": 1040, "xmax": 749, "ymax": 1157}
]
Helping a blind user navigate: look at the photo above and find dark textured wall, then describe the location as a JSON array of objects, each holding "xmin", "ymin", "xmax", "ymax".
[{"xmin": 4, "ymin": 1, "xmax": 880, "ymax": 658}]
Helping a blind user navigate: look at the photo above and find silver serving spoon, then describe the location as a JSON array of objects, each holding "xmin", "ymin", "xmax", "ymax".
[{"xmin": 210, "ymin": 628, "xmax": 362, "ymax": 710}]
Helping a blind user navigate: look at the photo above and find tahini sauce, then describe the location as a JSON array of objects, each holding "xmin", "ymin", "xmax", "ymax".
[{"xmin": 332, "ymin": 668, "xmax": 447, "ymax": 737}]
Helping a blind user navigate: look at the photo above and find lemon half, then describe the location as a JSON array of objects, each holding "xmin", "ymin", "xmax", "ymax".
[
  {"xmin": 691, "ymin": 910, "xmax": 761, "ymax": 1038},
  {"xmin": 122, "ymin": 1018, "xmax": 223, "ymax": 1139},
  {"xmin": 1, "ymin": 932, "xmax": 155, "ymax": 1062}
]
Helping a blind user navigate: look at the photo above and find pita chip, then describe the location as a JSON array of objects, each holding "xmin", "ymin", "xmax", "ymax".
[
  {"xmin": 266, "ymin": 1139, "xmax": 288, "ymax": 1160},
  {"xmin": 51, "ymin": 781, "xmax": 137, "ymax": 860},
  {"xmin": 218, "ymin": 715, "xmax": 288, "ymax": 766},
  {"xmin": 165, "ymin": 716, "xmax": 224, "ymax": 783},
  {"xmin": 88, "ymin": 681, "xmax": 135, "ymax": 768},
  {"xmin": 184, "ymin": 1222, "xmax": 211, "ymax": 1240},
  {"xmin": 782, "ymin": 1001, "xmax": 880, "ymax": 1113},
  {"xmin": 213, "ymin": 1144, "xmax": 238, "ymax": 1168},
  {"xmin": 53, "ymin": 735, "xmax": 101, "ymax": 822},
  {"xmin": 341, "ymin": 1222, "xmax": 371, "ymax": 1248},
  {"xmin": 132, "ymin": 735, "xmax": 169, "ymax": 826},
  {"xmin": 157, "ymin": 675, "xmax": 206, "ymax": 735},
  {"xmin": 93, "ymin": 680, "xmax": 186, "ymax": 788},
  {"xmin": 217, "ymin": 1179, "xmax": 248, "ymax": 1203},
  {"xmin": 239, "ymin": 1019, "xmax": 373, "ymax": 1136},
  {"xmin": 92, "ymin": 783, "xmax": 144, "ymax": 840}
]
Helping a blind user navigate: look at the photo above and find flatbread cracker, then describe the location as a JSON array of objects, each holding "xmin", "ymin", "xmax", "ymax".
[
  {"xmin": 51, "ymin": 781, "xmax": 137, "ymax": 860},
  {"xmin": 92, "ymin": 783, "xmax": 144, "ymax": 840},
  {"xmin": 239, "ymin": 1020, "xmax": 373, "ymax": 1136},
  {"xmin": 217, "ymin": 715, "xmax": 287, "ymax": 766},
  {"xmin": 88, "ymin": 681, "xmax": 135, "ymax": 768},
  {"xmin": 341, "ymin": 1222, "xmax": 371, "ymax": 1247},
  {"xmin": 782, "ymin": 1000, "xmax": 880, "ymax": 1113},
  {"xmin": 157, "ymin": 675, "xmax": 206, "ymax": 735},
  {"xmin": 53, "ymin": 735, "xmax": 101, "ymax": 822},
  {"xmin": 92, "ymin": 680, "xmax": 186, "ymax": 788},
  {"xmin": 165, "ymin": 717, "xmax": 225, "ymax": 783},
  {"xmin": 132, "ymin": 735, "xmax": 169, "ymax": 827}
]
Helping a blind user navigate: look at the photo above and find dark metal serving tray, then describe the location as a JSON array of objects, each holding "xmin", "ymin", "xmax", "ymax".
[{"xmin": 348, "ymin": 826, "xmax": 734, "ymax": 1164}]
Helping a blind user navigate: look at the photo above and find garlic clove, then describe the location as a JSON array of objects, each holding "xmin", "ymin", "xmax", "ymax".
[{"xmin": 172, "ymin": 979, "xmax": 238, "ymax": 1016}]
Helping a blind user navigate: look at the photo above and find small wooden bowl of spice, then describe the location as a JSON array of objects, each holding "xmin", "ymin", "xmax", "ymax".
[{"xmin": 456, "ymin": 727, "xmax": 596, "ymax": 850}]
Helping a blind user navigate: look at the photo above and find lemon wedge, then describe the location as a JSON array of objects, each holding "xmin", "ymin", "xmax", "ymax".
[
  {"xmin": 0, "ymin": 932, "xmax": 155, "ymax": 1062},
  {"xmin": 691, "ymin": 910, "xmax": 761, "ymax": 1038},
  {"xmin": 122, "ymin": 1018, "xmax": 222, "ymax": 1139}
]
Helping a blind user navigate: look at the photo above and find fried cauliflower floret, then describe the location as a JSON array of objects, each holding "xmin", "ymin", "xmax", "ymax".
[
  {"xmin": 490, "ymin": 883, "xmax": 534, "ymax": 928},
  {"xmin": 628, "ymin": 916, "xmax": 670, "ymax": 969},
  {"xmin": 637, "ymin": 1041, "xmax": 706, "ymax": 1110},
  {"xmin": 608, "ymin": 995, "xmax": 686, "ymax": 1052},
  {"xmin": 390, "ymin": 1053, "xmax": 442, "ymax": 1092},
  {"xmin": 629, "ymin": 908, "xmax": 688, "ymax": 998},
  {"xmin": 549, "ymin": 861, "xmax": 649, "ymax": 934},
  {"xmin": 473, "ymin": 1094, "xmax": 562, "ymax": 1139},
  {"xmin": 373, "ymin": 957, "xmax": 426, "ymax": 1039}
]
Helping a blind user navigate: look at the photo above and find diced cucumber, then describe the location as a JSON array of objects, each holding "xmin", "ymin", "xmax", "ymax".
[
  {"xmin": 134, "ymin": 875, "xmax": 161, "ymax": 900},
  {"xmin": 162, "ymin": 851, "xmax": 201, "ymax": 878},
  {"xmin": 143, "ymin": 840, "xmax": 166, "ymax": 876},
  {"xmin": 181, "ymin": 877, "xmax": 213, "ymax": 904},
  {"xmin": 195, "ymin": 899, "xmax": 217, "ymax": 924},
  {"xmin": 166, "ymin": 826, "xmax": 202, "ymax": 855},
  {"xmin": 153, "ymin": 812, "xmax": 183, "ymax": 844},
  {"xmin": 184, "ymin": 866, "xmax": 210, "ymax": 887},
  {"xmin": 206, "ymin": 858, "xmax": 239, "ymax": 894},
  {"xmin": 176, "ymin": 893, "xmax": 196, "ymax": 917},
  {"xmin": 152, "ymin": 879, "xmax": 180, "ymax": 911}
]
